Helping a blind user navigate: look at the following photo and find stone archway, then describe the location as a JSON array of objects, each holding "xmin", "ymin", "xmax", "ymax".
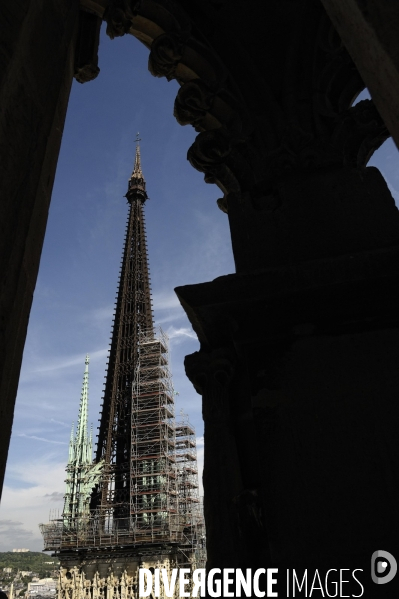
[{"xmin": 2, "ymin": 0, "xmax": 399, "ymax": 577}]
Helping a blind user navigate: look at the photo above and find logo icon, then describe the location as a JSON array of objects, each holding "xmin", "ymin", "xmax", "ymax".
[{"xmin": 371, "ymin": 550, "xmax": 397, "ymax": 584}]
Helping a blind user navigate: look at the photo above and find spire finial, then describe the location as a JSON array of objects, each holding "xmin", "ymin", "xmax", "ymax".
[
  {"xmin": 126, "ymin": 132, "xmax": 147, "ymax": 202},
  {"xmin": 132, "ymin": 135, "xmax": 143, "ymax": 179}
]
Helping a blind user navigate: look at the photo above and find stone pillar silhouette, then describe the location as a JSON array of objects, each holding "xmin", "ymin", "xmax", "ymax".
[{"xmin": 0, "ymin": 0, "xmax": 80, "ymax": 498}]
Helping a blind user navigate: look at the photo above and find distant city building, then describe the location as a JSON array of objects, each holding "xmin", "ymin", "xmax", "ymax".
[
  {"xmin": 12, "ymin": 549, "xmax": 29, "ymax": 553},
  {"xmin": 20, "ymin": 572, "xmax": 32, "ymax": 577},
  {"xmin": 28, "ymin": 579, "xmax": 56, "ymax": 596},
  {"xmin": 3, "ymin": 569, "xmax": 12, "ymax": 574}
]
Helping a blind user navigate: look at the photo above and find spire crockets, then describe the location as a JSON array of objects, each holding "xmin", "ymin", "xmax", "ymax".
[
  {"xmin": 74, "ymin": 354, "xmax": 91, "ymax": 464},
  {"xmin": 132, "ymin": 134, "xmax": 143, "ymax": 177}
]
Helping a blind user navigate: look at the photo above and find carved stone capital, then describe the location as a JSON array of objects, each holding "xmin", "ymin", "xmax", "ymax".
[
  {"xmin": 334, "ymin": 98, "xmax": 389, "ymax": 167},
  {"xmin": 185, "ymin": 348, "xmax": 236, "ymax": 420},
  {"xmin": 148, "ymin": 32, "xmax": 185, "ymax": 80}
]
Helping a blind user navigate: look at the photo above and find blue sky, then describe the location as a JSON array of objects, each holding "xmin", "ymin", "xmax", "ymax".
[
  {"xmin": 0, "ymin": 28, "xmax": 235, "ymax": 552},
  {"xmin": 0, "ymin": 29, "xmax": 398, "ymax": 552}
]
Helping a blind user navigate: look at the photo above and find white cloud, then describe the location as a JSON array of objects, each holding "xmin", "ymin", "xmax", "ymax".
[
  {"xmin": 152, "ymin": 291, "xmax": 181, "ymax": 311},
  {"xmin": 87, "ymin": 306, "xmax": 114, "ymax": 323},
  {"xmin": 156, "ymin": 312, "xmax": 184, "ymax": 325},
  {"xmin": 167, "ymin": 326, "xmax": 197, "ymax": 342},
  {"xmin": 30, "ymin": 348, "xmax": 108, "ymax": 375},
  {"xmin": 50, "ymin": 418, "xmax": 70, "ymax": 428},
  {"xmin": 44, "ymin": 492, "xmax": 64, "ymax": 502},
  {"xmin": 16, "ymin": 434, "xmax": 67, "ymax": 446},
  {"xmin": 0, "ymin": 519, "xmax": 34, "ymax": 545},
  {"xmin": 0, "ymin": 459, "xmax": 66, "ymax": 551},
  {"xmin": 6, "ymin": 457, "xmax": 66, "ymax": 489}
]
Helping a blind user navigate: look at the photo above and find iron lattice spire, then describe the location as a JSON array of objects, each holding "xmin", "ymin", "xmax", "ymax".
[{"xmin": 93, "ymin": 138, "xmax": 154, "ymax": 517}]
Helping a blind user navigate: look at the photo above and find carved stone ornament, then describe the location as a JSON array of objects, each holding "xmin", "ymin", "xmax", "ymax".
[
  {"xmin": 104, "ymin": 0, "xmax": 140, "ymax": 40},
  {"xmin": 100, "ymin": 1, "xmax": 389, "ymax": 215},
  {"xmin": 333, "ymin": 99, "xmax": 389, "ymax": 167},
  {"xmin": 251, "ymin": 96, "xmax": 389, "ymax": 209},
  {"xmin": 185, "ymin": 348, "xmax": 236, "ymax": 420},
  {"xmin": 252, "ymin": 124, "xmax": 320, "ymax": 196},
  {"xmin": 75, "ymin": 62, "xmax": 100, "ymax": 84},
  {"xmin": 187, "ymin": 129, "xmax": 245, "ymax": 212},
  {"xmin": 148, "ymin": 32, "xmax": 185, "ymax": 80},
  {"xmin": 174, "ymin": 79, "xmax": 215, "ymax": 129},
  {"xmin": 187, "ymin": 129, "xmax": 232, "ymax": 173},
  {"xmin": 66, "ymin": 561, "xmax": 187, "ymax": 599}
]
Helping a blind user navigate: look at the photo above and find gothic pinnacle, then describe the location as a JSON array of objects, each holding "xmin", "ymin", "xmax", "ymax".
[{"xmin": 61, "ymin": 355, "xmax": 103, "ymax": 525}]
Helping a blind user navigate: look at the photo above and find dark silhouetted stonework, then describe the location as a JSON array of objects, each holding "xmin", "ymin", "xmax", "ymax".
[
  {"xmin": 0, "ymin": 0, "xmax": 80, "ymax": 497},
  {"xmin": 2, "ymin": 2, "xmax": 399, "ymax": 592}
]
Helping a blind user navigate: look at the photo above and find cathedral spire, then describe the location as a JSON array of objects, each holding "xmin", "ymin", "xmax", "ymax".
[
  {"xmin": 41, "ymin": 138, "xmax": 204, "ymax": 566},
  {"xmin": 61, "ymin": 355, "xmax": 103, "ymax": 525},
  {"xmin": 94, "ymin": 141, "xmax": 154, "ymax": 514}
]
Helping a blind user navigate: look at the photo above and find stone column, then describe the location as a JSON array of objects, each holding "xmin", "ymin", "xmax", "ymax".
[
  {"xmin": 0, "ymin": 0, "xmax": 80, "ymax": 496},
  {"xmin": 185, "ymin": 349, "xmax": 242, "ymax": 570},
  {"xmin": 184, "ymin": 347, "xmax": 273, "ymax": 578}
]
